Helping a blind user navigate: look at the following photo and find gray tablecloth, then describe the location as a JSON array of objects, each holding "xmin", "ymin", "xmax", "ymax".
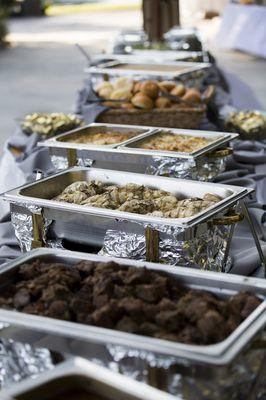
[{"xmin": 0, "ymin": 68, "xmax": 265, "ymax": 277}]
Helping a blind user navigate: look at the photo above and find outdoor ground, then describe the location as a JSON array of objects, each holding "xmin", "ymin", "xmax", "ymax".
[{"xmin": 0, "ymin": 2, "xmax": 265, "ymax": 150}]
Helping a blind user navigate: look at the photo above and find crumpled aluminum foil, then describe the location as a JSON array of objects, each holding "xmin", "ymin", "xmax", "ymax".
[
  {"xmin": 147, "ymin": 156, "xmax": 226, "ymax": 181},
  {"xmin": 11, "ymin": 204, "xmax": 51, "ymax": 252},
  {"xmin": 103, "ymin": 331, "xmax": 266, "ymax": 399},
  {"xmin": 0, "ymin": 338, "xmax": 54, "ymax": 389},
  {"xmin": 50, "ymin": 155, "xmax": 93, "ymax": 171},
  {"xmin": 100, "ymin": 223, "xmax": 232, "ymax": 272}
]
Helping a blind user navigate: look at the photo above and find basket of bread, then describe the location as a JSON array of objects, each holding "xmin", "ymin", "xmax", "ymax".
[{"xmin": 94, "ymin": 77, "xmax": 213, "ymax": 129}]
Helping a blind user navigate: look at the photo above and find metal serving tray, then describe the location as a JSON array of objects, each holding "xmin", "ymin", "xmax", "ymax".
[
  {"xmin": 118, "ymin": 127, "xmax": 238, "ymax": 158},
  {"xmin": 91, "ymin": 51, "xmax": 209, "ymax": 64},
  {"xmin": 53, "ymin": 123, "xmax": 151, "ymax": 149},
  {"xmin": 0, "ymin": 248, "xmax": 265, "ymax": 367},
  {"xmin": 86, "ymin": 60, "xmax": 210, "ymax": 79},
  {"xmin": 41, "ymin": 123, "xmax": 238, "ymax": 161},
  {"xmin": 0, "ymin": 357, "xmax": 176, "ymax": 400},
  {"xmin": 2, "ymin": 167, "xmax": 252, "ymax": 229}
]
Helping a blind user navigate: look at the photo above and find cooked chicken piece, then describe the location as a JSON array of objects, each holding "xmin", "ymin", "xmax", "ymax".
[
  {"xmin": 118, "ymin": 200, "xmax": 154, "ymax": 214},
  {"xmin": 203, "ymin": 193, "xmax": 222, "ymax": 203},
  {"xmin": 109, "ymin": 184, "xmax": 145, "ymax": 204},
  {"xmin": 55, "ymin": 191, "xmax": 88, "ymax": 204},
  {"xmin": 81, "ymin": 193, "xmax": 116, "ymax": 209},
  {"xmin": 153, "ymin": 195, "xmax": 178, "ymax": 212},
  {"xmin": 143, "ymin": 188, "xmax": 170, "ymax": 200},
  {"xmin": 61, "ymin": 181, "xmax": 89, "ymax": 194}
]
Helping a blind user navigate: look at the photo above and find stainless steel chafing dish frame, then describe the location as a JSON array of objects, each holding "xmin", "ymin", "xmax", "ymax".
[
  {"xmin": 85, "ymin": 60, "xmax": 211, "ymax": 79},
  {"xmin": 3, "ymin": 166, "xmax": 266, "ymax": 272},
  {"xmin": 2, "ymin": 166, "xmax": 251, "ymax": 229},
  {"xmin": 40, "ymin": 123, "xmax": 238, "ymax": 172},
  {"xmin": 0, "ymin": 356, "xmax": 177, "ymax": 400},
  {"xmin": 0, "ymin": 248, "xmax": 265, "ymax": 368}
]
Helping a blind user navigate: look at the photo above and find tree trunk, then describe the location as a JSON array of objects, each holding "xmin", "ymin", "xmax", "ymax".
[
  {"xmin": 143, "ymin": 0, "xmax": 180, "ymax": 42},
  {"xmin": 21, "ymin": 0, "xmax": 44, "ymax": 16}
]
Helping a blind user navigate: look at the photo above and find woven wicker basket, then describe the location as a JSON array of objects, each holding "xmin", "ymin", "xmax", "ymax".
[{"xmin": 97, "ymin": 105, "xmax": 206, "ymax": 129}]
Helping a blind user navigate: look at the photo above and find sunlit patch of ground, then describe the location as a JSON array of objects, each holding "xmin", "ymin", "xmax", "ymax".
[{"xmin": 46, "ymin": 0, "xmax": 140, "ymax": 16}]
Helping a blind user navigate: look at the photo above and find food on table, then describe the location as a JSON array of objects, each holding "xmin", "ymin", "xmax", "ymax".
[
  {"xmin": 21, "ymin": 113, "xmax": 83, "ymax": 137},
  {"xmin": 139, "ymin": 131, "xmax": 214, "ymax": 153},
  {"xmin": 67, "ymin": 130, "xmax": 138, "ymax": 145},
  {"xmin": 225, "ymin": 110, "xmax": 266, "ymax": 139},
  {"xmin": 94, "ymin": 78, "xmax": 204, "ymax": 110},
  {"xmin": 54, "ymin": 180, "xmax": 222, "ymax": 218},
  {"xmin": 0, "ymin": 259, "xmax": 261, "ymax": 345}
]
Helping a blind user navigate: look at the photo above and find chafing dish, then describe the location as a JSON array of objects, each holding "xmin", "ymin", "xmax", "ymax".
[
  {"xmin": 86, "ymin": 60, "xmax": 210, "ymax": 80},
  {"xmin": 40, "ymin": 123, "xmax": 238, "ymax": 181},
  {"xmin": 0, "ymin": 249, "xmax": 265, "ymax": 400},
  {"xmin": 91, "ymin": 51, "xmax": 209, "ymax": 65},
  {"xmin": 1, "ymin": 166, "xmax": 256, "ymax": 271},
  {"xmin": 0, "ymin": 357, "xmax": 176, "ymax": 400}
]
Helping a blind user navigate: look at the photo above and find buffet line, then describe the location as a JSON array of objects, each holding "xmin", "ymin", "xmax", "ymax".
[{"xmin": 1, "ymin": 39, "xmax": 266, "ymax": 400}]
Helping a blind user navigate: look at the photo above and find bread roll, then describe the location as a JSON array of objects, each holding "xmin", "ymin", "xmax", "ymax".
[
  {"xmin": 155, "ymin": 97, "xmax": 171, "ymax": 109},
  {"xmin": 159, "ymin": 81, "xmax": 176, "ymax": 92},
  {"xmin": 95, "ymin": 81, "xmax": 113, "ymax": 93},
  {"xmin": 133, "ymin": 81, "xmax": 142, "ymax": 94},
  {"xmin": 98, "ymin": 87, "xmax": 113, "ymax": 99},
  {"xmin": 170, "ymin": 84, "xmax": 186, "ymax": 97},
  {"xmin": 182, "ymin": 88, "xmax": 202, "ymax": 103},
  {"xmin": 114, "ymin": 77, "xmax": 134, "ymax": 92},
  {"xmin": 140, "ymin": 80, "xmax": 159, "ymax": 99},
  {"xmin": 121, "ymin": 102, "xmax": 135, "ymax": 110},
  {"xmin": 131, "ymin": 92, "xmax": 154, "ymax": 109},
  {"xmin": 110, "ymin": 88, "xmax": 132, "ymax": 101}
]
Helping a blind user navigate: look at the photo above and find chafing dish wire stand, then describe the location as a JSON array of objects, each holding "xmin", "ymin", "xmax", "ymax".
[
  {"xmin": 2, "ymin": 166, "xmax": 265, "ymax": 276},
  {"xmin": 0, "ymin": 249, "xmax": 265, "ymax": 399},
  {"xmin": 40, "ymin": 122, "xmax": 238, "ymax": 182}
]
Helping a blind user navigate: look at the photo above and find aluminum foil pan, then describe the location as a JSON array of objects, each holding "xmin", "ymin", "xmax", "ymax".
[
  {"xmin": 0, "ymin": 338, "xmax": 53, "ymax": 389},
  {"xmin": 99, "ymin": 222, "xmax": 233, "ymax": 272}
]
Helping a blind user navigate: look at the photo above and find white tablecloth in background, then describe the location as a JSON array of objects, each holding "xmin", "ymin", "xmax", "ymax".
[{"xmin": 216, "ymin": 3, "xmax": 266, "ymax": 58}]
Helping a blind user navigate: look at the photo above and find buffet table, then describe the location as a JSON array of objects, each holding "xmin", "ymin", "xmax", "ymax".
[
  {"xmin": 217, "ymin": 3, "xmax": 266, "ymax": 58},
  {"xmin": 0, "ymin": 55, "xmax": 265, "ymax": 395}
]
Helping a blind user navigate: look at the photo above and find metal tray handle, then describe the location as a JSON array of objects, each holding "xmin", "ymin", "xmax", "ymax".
[
  {"xmin": 209, "ymin": 213, "xmax": 244, "ymax": 226},
  {"xmin": 207, "ymin": 148, "xmax": 233, "ymax": 158}
]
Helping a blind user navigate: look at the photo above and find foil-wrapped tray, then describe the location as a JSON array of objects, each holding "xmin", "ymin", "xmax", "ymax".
[
  {"xmin": 85, "ymin": 60, "xmax": 210, "ymax": 79},
  {"xmin": 40, "ymin": 124, "xmax": 238, "ymax": 181},
  {"xmin": 1, "ymin": 357, "xmax": 176, "ymax": 400},
  {"xmin": 2, "ymin": 167, "xmax": 251, "ymax": 230}
]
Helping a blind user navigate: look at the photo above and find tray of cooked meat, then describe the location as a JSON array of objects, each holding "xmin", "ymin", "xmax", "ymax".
[
  {"xmin": 2, "ymin": 167, "xmax": 252, "ymax": 270},
  {"xmin": 0, "ymin": 249, "xmax": 265, "ymax": 399},
  {"xmin": 40, "ymin": 123, "xmax": 238, "ymax": 181}
]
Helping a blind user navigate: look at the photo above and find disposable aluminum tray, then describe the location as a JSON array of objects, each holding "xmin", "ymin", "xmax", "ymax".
[
  {"xmin": 2, "ymin": 167, "xmax": 251, "ymax": 230},
  {"xmin": 52, "ymin": 123, "xmax": 152, "ymax": 149},
  {"xmin": 85, "ymin": 60, "xmax": 210, "ymax": 79},
  {"xmin": 40, "ymin": 124, "xmax": 238, "ymax": 180},
  {"xmin": 0, "ymin": 248, "xmax": 265, "ymax": 368},
  {"xmin": 0, "ymin": 357, "xmax": 176, "ymax": 400}
]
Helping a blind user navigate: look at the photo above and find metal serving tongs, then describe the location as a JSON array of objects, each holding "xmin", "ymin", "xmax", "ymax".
[
  {"xmin": 75, "ymin": 43, "xmax": 93, "ymax": 65},
  {"xmin": 160, "ymin": 84, "xmax": 215, "ymax": 107}
]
